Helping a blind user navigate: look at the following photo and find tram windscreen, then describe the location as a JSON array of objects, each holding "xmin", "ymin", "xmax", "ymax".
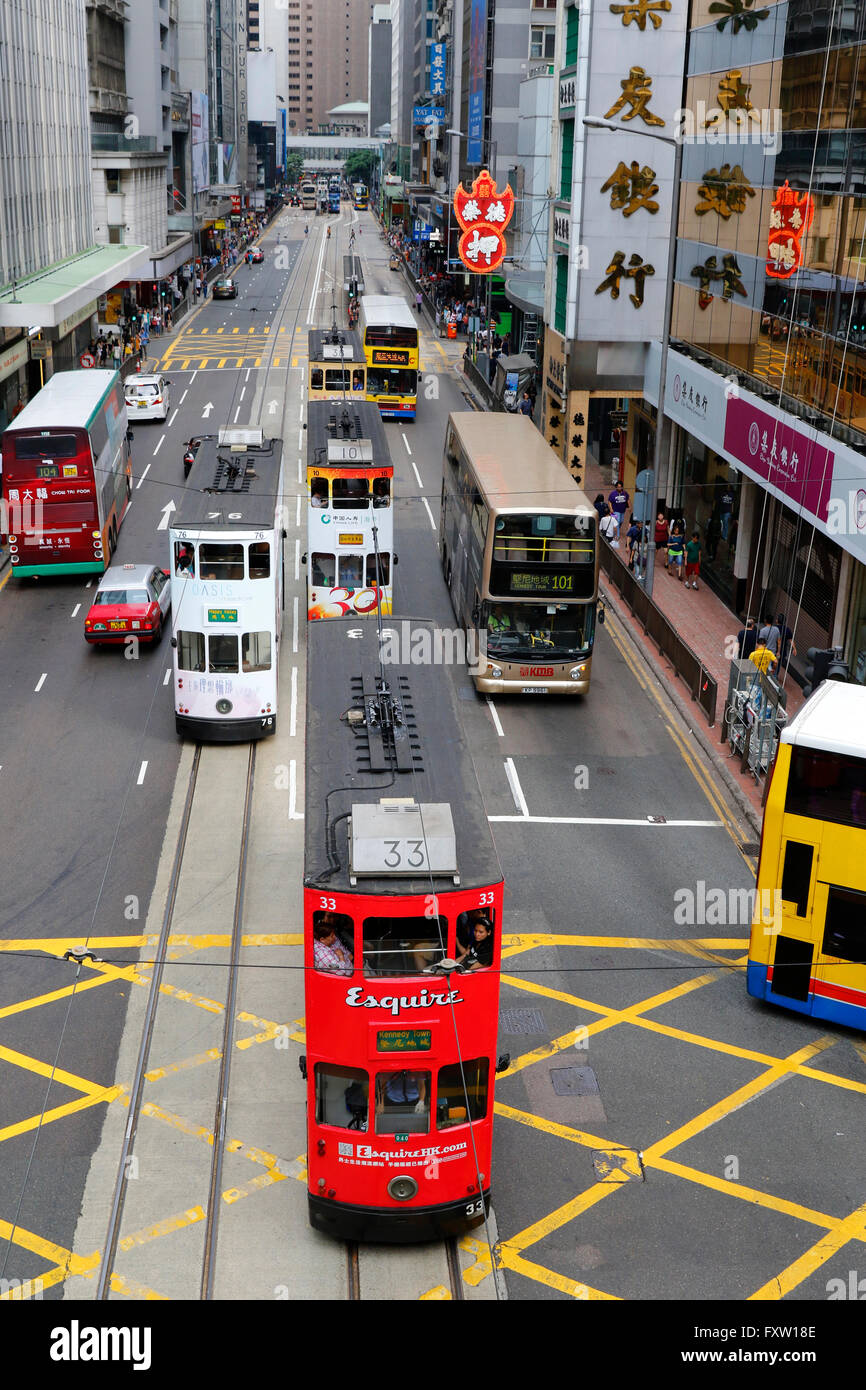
[
  {"xmin": 437, "ymin": 1059, "xmax": 489, "ymax": 1129},
  {"xmin": 362, "ymin": 915, "xmax": 447, "ymax": 976}
]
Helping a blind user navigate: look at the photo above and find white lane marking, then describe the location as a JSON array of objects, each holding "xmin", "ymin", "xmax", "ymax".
[
  {"xmin": 136, "ymin": 463, "xmax": 152, "ymax": 491},
  {"xmin": 290, "ymin": 665, "xmax": 298, "ymax": 737},
  {"xmin": 504, "ymin": 757, "xmax": 529, "ymax": 818},
  {"xmin": 168, "ymin": 408, "xmax": 179, "ymax": 427},
  {"xmin": 486, "ymin": 698, "xmax": 504, "ymax": 738},
  {"xmin": 402, "ymin": 432, "xmax": 412, "ymax": 455},
  {"xmin": 239, "ymin": 387, "xmax": 245, "ymax": 402},
  {"xmin": 71, "ymin": 603, "xmax": 81, "ymax": 619},
  {"xmin": 153, "ymin": 436, "xmax": 164, "ymax": 455},
  {"xmin": 298, "ymin": 427, "xmax": 303, "ymax": 451},
  {"xmin": 306, "ymin": 228, "xmax": 327, "ymax": 324},
  {"xmin": 289, "ymin": 759, "xmax": 304, "ymax": 820},
  {"xmin": 190, "ymin": 370, "xmax": 198, "ymax": 383},
  {"xmin": 292, "ymin": 595, "xmax": 299, "ymax": 653},
  {"xmin": 136, "ymin": 761, "xmax": 148, "ymax": 786},
  {"xmin": 163, "ymin": 668, "xmax": 171, "ymax": 686},
  {"xmin": 295, "ymin": 494, "xmax": 301, "ymax": 528},
  {"xmin": 411, "ymin": 459, "xmax": 423, "ymax": 489},
  {"xmin": 297, "ymin": 457, "xmax": 302, "ymax": 484},
  {"xmin": 487, "ymin": 815, "xmax": 725, "ymax": 826},
  {"xmin": 294, "ymin": 538, "xmax": 300, "ymax": 580},
  {"xmin": 245, "ymin": 367, "xmax": 251, "ymax": 382},
  {"xmin": 180, "ymin": 389, "xmax": 188, "ymax": 405},
  {"xmin": 124, "ymin": 501, "xmax": 132, "ymax": 518},
  {"xmin": 234, "ymin": 405, "xmax": 241, "ymax": 422},
  {"xmin": 34, "ymin": 673, "xmax": 47, "ymax": 693},
  {"xmin": 422, "ymin": 496, "xmax": 436, "ymax": 530}
]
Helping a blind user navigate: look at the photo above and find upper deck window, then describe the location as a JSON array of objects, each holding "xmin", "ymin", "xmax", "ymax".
[
  {"xmin": 248, "ymin": 542, "xmax": 270, "ymax": 578},
  {"xmin": 785, "ymin": 748, "xmax": 866, "ymax": 828},
  {"xmin": 200, "ymin": 543, "xmax": 244, "ymax": 581},
  {"xmin": 363, "ymin": 915, "xmax": 447, "ymax": 976}
]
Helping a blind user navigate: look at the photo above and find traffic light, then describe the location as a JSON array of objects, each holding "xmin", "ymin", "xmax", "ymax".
[{"xmin": 804, "ymin": 646, "xmax": 849, "ymax": 696}]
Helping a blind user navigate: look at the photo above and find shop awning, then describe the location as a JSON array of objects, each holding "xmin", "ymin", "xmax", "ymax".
[
  {"xmin": 504, "ymin": 273, "xmax": 545, "ymax": 316},
  {"xmin": 0, "ymin": 244, "xmax": 148, "ymax": 329}
]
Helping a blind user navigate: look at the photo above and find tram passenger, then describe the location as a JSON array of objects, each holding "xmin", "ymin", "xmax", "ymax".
[
  {"xmin": 313, "ymin": 914, "xmax": 354, "ymax": 975},
  {"xmin": 310, "ymin": 480, "xmax": 328, "ymax": 507},
  {"xmin": 175, "ymin": 543, "xmax": 195, "ymax": 578},
  {"xmin": 352, "ymin": 368, "xmax": 364, "ymax": 391},
  {"xmin": 456, "ymin": 907, "xmax": 493, "ymax": 953},
  {"xmin": 377, "ymin": 1071, "xmax": 427, "ymax": 1115},
  {"xmin": 456, "ymin": 917, "xmax": 494, "ymax": 972},
  {"xmin": 372, "ymin": 478, "xmax": 390, "ymax": 508}
]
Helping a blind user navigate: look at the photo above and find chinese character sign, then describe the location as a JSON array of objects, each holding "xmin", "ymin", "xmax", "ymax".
[
  {"xmin": 430, "ymin": 42, "xmax": 446, "ymax": 98},
  {"xmin": 766, "ymin": 181, "xmax": 814, "ymax": 279},
  {"xmin": 453, "ymin": 169, "xmax": 514, "ymax": 274}
]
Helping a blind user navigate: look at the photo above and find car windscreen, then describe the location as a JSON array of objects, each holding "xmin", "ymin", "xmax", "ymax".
[
  {"xmin": 126, "ymin": 384, "xmax": 159, "ymax": 398},
  {"xmin": 94, "ymin": 588, "xmax": 150, "ymax": 606}
]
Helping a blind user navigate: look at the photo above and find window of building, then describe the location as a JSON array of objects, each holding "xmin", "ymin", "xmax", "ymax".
[
  {"xmin": 555, "ymin": 254, "xmax": 568, "ymax": 337},
  {"xmin": 560, "ymin": 119, "xmax": 574, "ymax": 202},
  {"xmin": 564, "ymin": 4, "xmax": 580, "ymax": 65},
  {"xmin": 108, "ymin": 226, "xmax": 124, "ymax": 244},
  {"xmin": 105, "ymin": 170, "xmax": 121, "ymax": 194},
  {"xmin": 529, "ymin": 24, "xmax": 555, "ymax": 60}
]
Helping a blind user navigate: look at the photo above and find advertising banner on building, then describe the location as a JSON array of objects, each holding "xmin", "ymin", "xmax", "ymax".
[
  {"xmin": 467, "ymin": 0, "xmax": 488, "ymax": 165},
  {"xmin": 430, "ymin": 42, "xmax": 446, "ymax": 98},
  {"xmin": 191, "ymin": 91, "xmax": 209, "ymax": 194}
]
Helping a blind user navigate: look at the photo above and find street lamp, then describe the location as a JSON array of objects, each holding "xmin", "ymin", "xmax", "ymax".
[{"xmin": 582, "ymin": 116, "xmax": 683, "ymax": 597}]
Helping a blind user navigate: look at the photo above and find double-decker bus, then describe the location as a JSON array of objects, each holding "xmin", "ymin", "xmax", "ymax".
[
  {"xmin": 301, "ymin": 179, "xmax": 317, "ymax": 212},
  {"xmin": 308, "ymin": 327, "xmax": 366, "ymax": 403},
  {"xmin": 169, "ymin": 428, "xmax": 284, "ymax": 740},
  {"xmin": 305, "ymin": 399, "xmax": 393, "ymax": 619},
  {"xmin": 1, "ymin": 369, "xmax": 131, "ymax": 578},
  {"xmin": 747, "ymin": 682, "xmax": 866, "ymax": 1030},
  {"xmin": 359, "ymin": 294, "xmax": 419, "ymax": 420},
  {"xmin": 352, "ymin": 183, "xmax": 368, "ymax": 210},
  {"xmin": 301, "ymin": 617, "xmax": 506, "ymax": 1241},
  {"xmin": 439, "ymin": 413, "xmax": 599, "ymax": 696}
]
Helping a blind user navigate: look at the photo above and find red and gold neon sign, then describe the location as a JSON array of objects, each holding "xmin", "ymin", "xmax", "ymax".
[
  {"xmin": 766, "ymin": 181, "xmax": 814, "ymax": 279},
  {"xmin": 453, "ymin": 169, "xmax": 514, "ymax": 275}
]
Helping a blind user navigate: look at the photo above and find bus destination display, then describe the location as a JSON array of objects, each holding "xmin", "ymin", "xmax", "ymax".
[
  {"xmin": 377, "ymin": 1029, "xmax": 433, "ymax": 1053},
  {"xmin": 509, "ymin": 571, "xmax": 575, "ymax": 595}
]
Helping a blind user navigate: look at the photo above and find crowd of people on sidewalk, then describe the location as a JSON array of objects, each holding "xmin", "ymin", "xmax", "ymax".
[{"xmin": 595, "ymin": 481, "xmax": 704, "ymax": 587}]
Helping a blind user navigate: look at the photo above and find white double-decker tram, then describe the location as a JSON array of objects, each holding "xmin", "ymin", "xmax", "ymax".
[{"xmin": 169, "ymin": 428, "xmax": 285, "ymax": 740}]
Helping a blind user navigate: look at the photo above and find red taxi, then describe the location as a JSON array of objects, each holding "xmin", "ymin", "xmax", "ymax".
[{"xmin": 84, "ymin": 563, "xmax": 171, "ymax": 645}]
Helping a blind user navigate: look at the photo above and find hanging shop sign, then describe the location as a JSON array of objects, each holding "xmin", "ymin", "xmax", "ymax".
[
  {"xmin": 766, "ymin": 181, "xmax": 814, "ymax": 279},
  {"xmin": 453, "ymin": 169, "xmax": 514, "ymax": 275}
]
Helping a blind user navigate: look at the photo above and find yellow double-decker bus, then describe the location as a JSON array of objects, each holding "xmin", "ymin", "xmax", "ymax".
[
  {"xmin": 747, "ymin": 681, "xmax": 866, "ymax": 1030},
  {"xmin": 358, "ymin": 295, "xmax": 419, "ymax": 420},
  {"xmin": 439, "ymin": 413, "xmax": 599, "ymax": 696}
]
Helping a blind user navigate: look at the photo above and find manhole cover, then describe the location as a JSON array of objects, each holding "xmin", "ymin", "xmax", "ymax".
[
  {"xmin": 500, "ymin": 1008, "xmax": 547, "ymax": 1035},
  {"xmin": 550, "ymin": 1066, "xmax": 599, "ymax": 1097},
  {"xmin": 740, "ymin": 841, "xmax": 760, "ymax": 855},
  {"xmin": 597, "ymin": 767, "xmax": 615, "ymax": 776}
]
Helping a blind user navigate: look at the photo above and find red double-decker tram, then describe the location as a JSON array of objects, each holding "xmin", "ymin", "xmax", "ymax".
[{"xmin": 301, "ymin": 618, "xmax": 505, "ymax": 1242}]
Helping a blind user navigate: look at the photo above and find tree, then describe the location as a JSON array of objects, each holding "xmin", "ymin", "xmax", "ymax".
[
  {"xmin": 286, "ymin": 152, "xmax": 304, "ymax": 186},
  {"xmin": 344, "ymin": 150, "xmax": 375, "ymax": 184}
]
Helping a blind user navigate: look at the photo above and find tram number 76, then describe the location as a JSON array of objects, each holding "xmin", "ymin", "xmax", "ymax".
[{"xmin": 384, "ymin": 840, "xmax": 427, "ymax": 869}]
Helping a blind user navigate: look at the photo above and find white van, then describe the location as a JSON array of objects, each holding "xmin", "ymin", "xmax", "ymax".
[{"xmin": 124, "ymin": 375, "xmax": 171, "ymax": 422}]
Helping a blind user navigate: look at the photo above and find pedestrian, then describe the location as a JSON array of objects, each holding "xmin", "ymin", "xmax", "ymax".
[
  {"xmin": 758, "ymin": 613, "xmax": 781, "ymax": 657},
  {"xmin": 667, "ymin": 521, "xmax": 685, "ymax": 580},
  {"xmin": 736, "ymin": 617, "xmax": 758, "ymax": 661},
  {"xmin": 654, "ymin": 510, "xmax": 669, "ymax": 566},
  {"xmin": 594, "ymin": 493, "xmax": 610, "ymax": 521},
  {"xmin": 600, "ymin": 509, "xmax": 619, "ymax": 547},
  {"xmin": 112, "ymin": 336, "xmax": 122, "ymax": 370},
  {"xmin": 775, "ymin": 612, "xmax": 796, "ymax": 667},
  {"xmin": 608, "ymin": 479, "xmax": 630, "ymax": 532},
  {"xmin": 518, "ymin": 390, "xmax": 533, "ymax": 417},
  {"xmin": 626, "ymin": 515, "xmax": 642, "ymax": 571},
  {"xmin": 684, "ymin": 531, "xmax": 702, "ymax": 589},
  {"xmin": 416, "ymin": 289, "xmax": 423, "ymax": 314},
  {"xmin": 718, "ymin": 485, "xmax": 735, "ymax": 541}
]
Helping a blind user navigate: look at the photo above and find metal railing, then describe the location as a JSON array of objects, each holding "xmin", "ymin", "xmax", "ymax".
[{"xmin": 600, "ymin": 540, "xmax": 718, "ymax": 725}]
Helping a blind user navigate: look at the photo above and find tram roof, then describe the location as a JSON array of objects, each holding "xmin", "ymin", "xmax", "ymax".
[
  {"xmin": 307, "ymin": 398, "xmax": 390, "ymax": 468},
  {"xmin": 176, "ymin": 431, "xmax": 283, "ymax": 530},
  {"xmin": 308, "ymin": 326, "xmax": 364, "ymax": 363},
  {"xmin": 446, "ymin": 412, "xmax": 596, "ymax": 517},
  {"xmin": 304, "ymin": 618, "xmax": 503, "ymax": 895},
  {"xmin": 781, "ymin": 681, "xmax": 866, "ymax": 757}
]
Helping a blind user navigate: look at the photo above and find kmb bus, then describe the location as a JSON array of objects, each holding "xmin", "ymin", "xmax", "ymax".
[
  {"xmin": 301, "ymin": 617, "xmax": 507, "ymax": 1241},
  {"xmin": 439, "ymin": 413, "xmax": 600, "ymax": 695},
  {"xmin": 359, "ymin": 294, "xmax": 419, "ymax": 420},
  {"xmin": 170, "ymin": 428, "xmax": 285, "ymax": 740},
  {"xmin": 305, "ymin": 399, "xmax": 393, "ymax": 619},
  {"xmin": 747, "ymin": 682, "xmax": 866, "ymax": 1030},
  {"xmin": 1, "ymin": 369, "xmax": 132, "ymax": 577}
]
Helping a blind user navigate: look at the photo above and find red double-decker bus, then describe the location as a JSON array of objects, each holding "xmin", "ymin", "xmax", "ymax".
[
  {"xmin": 302, "ymin": 618, "xmax": 506, "ymax": 1242},
  {"xmin": 1, "ymin": 369, "xmax": 131, "ymax": 577}
]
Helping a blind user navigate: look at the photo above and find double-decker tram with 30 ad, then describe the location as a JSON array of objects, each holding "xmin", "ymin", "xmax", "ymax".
[
  {"xmin": 300, "ymin": 618, "xmax": 506, "ymax": 1241},
  {"xmin": 747, "ymin": 682, "xmax": 866, "ymax": 1029},
  {"xmin": 169, "ymin": 428, "xmax": 284, "ymax": 740},
  {"xmin": 305, "ymin": 398, "xmax": 393, "ymax": 619}
]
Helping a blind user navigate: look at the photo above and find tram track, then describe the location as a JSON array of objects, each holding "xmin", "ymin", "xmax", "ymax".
[
  {"xmin": 345, "ymin": 1237, "xmax": 465, "ymax": 1301},
  {"xmin": 94, "ymin": 740, "xmax": 258, "ymax": 1300}
]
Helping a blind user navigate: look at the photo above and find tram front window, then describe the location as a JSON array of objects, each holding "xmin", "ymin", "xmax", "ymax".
[
  {"xmin": 312, "ymin": 552, "xmax": 335, "ymax": 587},
  {"xmin": 484, "ymin": 602, "xmax": 593, "ymax": 658},
  {"xmin": 248, "ymin": 542, "xmax": 271, "ymax": 578},
  {"xmin": 208, "ymin": 633, "xmax": 239, "ymax": 673},
  {"xmin": 312, "ymin": 909, "xmax": 354, "ymax": 974},
  {"xmin": 177, "ymin": 630, "xmax": 205, "ymax": 672},
  {"xmin": 363, "ymin": 915, "xmax": 447, "ymax": 976},
  {"xmin": 375, "ymin": 1070, "xmax": 431, "ymax": 1135},
  {"xmin": 436, "ymin": 1059, "xmax": 489, "ymax": 1130},
  {"xmin": 315, "ymin": 1063, "xmax": 368, "ymax": 1131},
  {"xmin": 200, "ymin": 543, "xmax": 245, "ymax": 581},
  {"xmin": 242, "ymin": 631, "xmax": 272, "ymax": 672},
  {"xmin": 365, "ymin": 553, "xmax": 390, "ymax": 586},
  {"xmin": 332, "ymin": 478, "xmax": 370, "ymax": 510}
]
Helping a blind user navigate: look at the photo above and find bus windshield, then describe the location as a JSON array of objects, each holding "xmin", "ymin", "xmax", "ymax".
[
  {"xmin": 367, "ymin": 367, "xmax": 417, "ymax": 396},
  {"xmin": 484, "ymin": 602, "xmax": 594, "ymax": 658}
]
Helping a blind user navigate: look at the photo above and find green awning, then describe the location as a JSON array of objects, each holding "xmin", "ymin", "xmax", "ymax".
[{"xmin": 0, "ymin": 244, "xmax": 149, "ymax": 329}]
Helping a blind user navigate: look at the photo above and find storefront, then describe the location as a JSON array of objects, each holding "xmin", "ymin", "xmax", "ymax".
[{"xmin": 0, "ymin": 334, "xmax": 30, "ymax": 432}]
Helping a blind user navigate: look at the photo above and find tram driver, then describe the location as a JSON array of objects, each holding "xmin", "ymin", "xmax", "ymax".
[
  {"xmin": 456, "ymin": 915, "xmax": 494, "ymax": 972},
  {"xmin": 376, "ymin": 1070, "xmax": 427, "ymax": 1116},
  {"xmin": 310, "ymin": 479, "xmax": 328, "ymax": 508}
]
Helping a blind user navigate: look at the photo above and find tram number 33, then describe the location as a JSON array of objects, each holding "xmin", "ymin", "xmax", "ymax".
[
  {"xmin": 465, "ymin": 1199, "xmax": 484, "ymax": 1217},
  {"xmin": 384, "ymin": 839, "xmax": 427, "ymax": 868}
]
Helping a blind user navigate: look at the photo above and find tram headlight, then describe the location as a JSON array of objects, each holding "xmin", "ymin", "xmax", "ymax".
[
  {"xmin": 216, "ymin": 698, "xmax": 233, "ymax": 715},
  {"xmin": 569, "ymin": 664, "xmax": 587, "ymax": 681},
  {"xmin": 387, "ymin": 1174, "xmax": 418, "ymax": 1202}
]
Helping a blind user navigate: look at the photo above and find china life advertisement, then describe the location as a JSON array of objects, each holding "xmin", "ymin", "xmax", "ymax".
[{"xmin": 306, "ymin": 466, "xmax": 393, "ymax": 619}]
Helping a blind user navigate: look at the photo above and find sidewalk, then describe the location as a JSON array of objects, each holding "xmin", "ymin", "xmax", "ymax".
[{"xmin": 583, "ymin": 444, "xmax": 805, "ymax": 829}]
